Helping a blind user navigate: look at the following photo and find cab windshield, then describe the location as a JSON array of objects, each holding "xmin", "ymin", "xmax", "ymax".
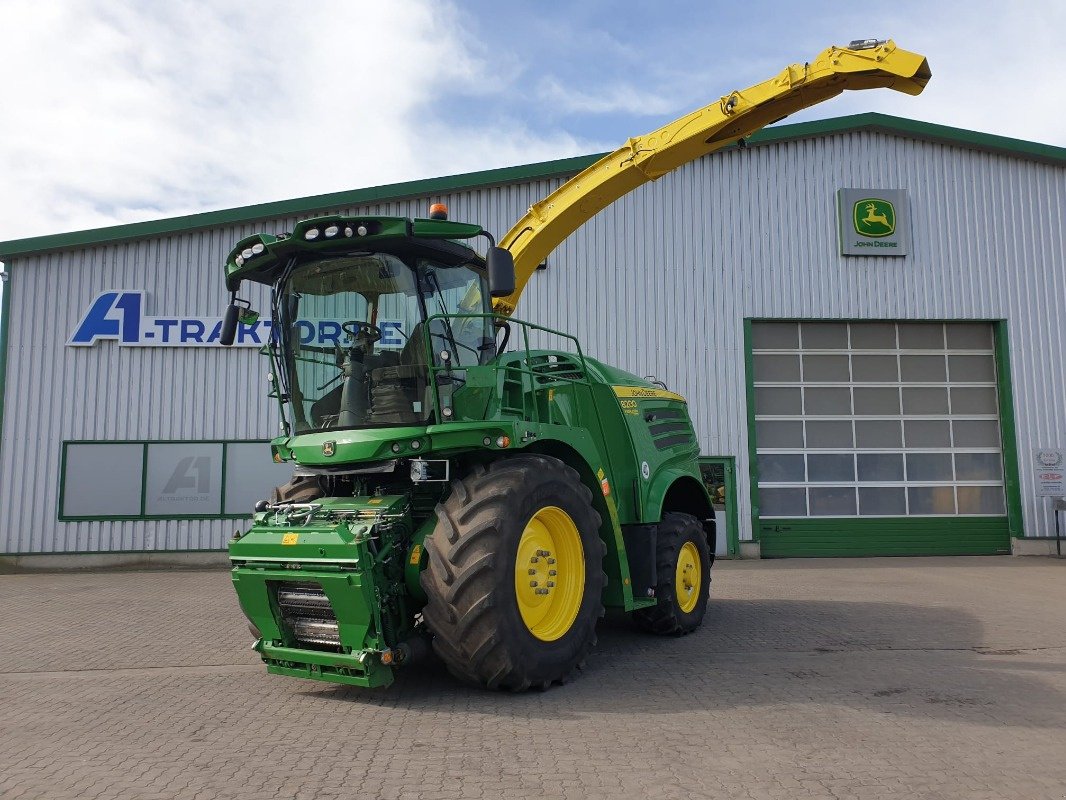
[{"xmin": 277, "ymin": 252, "xmax": 493, "ymax": 433}]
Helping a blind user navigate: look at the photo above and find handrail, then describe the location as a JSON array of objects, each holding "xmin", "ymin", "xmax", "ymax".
[{"xmin": 423, "ymin": 313, "xmax": 596, "ymax": 426}]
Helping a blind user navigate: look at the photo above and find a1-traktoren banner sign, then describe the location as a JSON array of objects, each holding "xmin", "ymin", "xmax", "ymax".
[
  {"xmin": 1034, "ymin": 449, "xmax": 1065, "ymax": 497},
  {"xmin": 68, "ymin": 290, "xmax": 408, "ymax": 348},
  {"xmin": 837, "ymin": 188, "xmax": 910, "ymax": 257}
]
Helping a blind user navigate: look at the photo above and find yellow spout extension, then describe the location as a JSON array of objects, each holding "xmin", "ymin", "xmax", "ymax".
[{"xmin": 493, "ymin": 39, "xmax": 931, "ymax": 316}]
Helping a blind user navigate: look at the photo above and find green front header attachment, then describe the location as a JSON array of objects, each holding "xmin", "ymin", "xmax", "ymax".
[{"xmin": 223, "ymin": 211, "xmax": 716, "ymax": 690}]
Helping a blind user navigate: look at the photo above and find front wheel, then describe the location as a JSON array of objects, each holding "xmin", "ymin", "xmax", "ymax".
[
  {"xmin": 420, "ymin": 455, "xmax": 606, "ymax": 690},
  {"xmin": 633, "ymin": 512, "xmax": 711, "ymax": 635}
]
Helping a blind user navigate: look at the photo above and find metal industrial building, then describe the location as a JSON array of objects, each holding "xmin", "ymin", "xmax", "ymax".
[{"xmin": 1, "ymin": 113, "xmax": 1064, "ymax": 564}]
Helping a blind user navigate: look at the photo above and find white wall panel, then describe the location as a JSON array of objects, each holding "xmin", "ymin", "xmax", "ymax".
[{"xmin": 1, "ymin": 130, "xmax": 1063, "ymax": 552}]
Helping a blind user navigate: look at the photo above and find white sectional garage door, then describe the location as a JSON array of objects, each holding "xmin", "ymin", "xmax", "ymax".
[{"xmin": 751, "ymin": 321, "xmax": 1012, "ymax": 557}]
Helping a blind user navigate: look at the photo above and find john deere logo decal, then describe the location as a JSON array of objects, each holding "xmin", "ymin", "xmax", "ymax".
[
  {"xmin": 322, "ymin": 441, "xmax": 336, "ymax": 457},
  {"xmin": 853, "ymin": 198, "xmax": 896, "ymax": 238}
]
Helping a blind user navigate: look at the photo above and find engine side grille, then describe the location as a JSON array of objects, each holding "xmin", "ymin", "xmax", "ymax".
[{"xmin": 275, "ymin": 583, "xmax": 340, "ymax": 648}]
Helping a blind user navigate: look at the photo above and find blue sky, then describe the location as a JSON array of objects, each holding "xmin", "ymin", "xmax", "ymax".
[{"xmin": 0, "ymin": 0, "xmax": 1061, "ymax": 244}]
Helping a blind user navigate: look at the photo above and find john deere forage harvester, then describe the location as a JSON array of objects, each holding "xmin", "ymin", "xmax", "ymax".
[{"xmin": 221, "ymin": 40, "xmax": 930, "ymax": 689}]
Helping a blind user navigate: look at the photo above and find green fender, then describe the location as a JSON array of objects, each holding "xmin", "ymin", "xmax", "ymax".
[{"xmin": 646, "ymin": 467, "xmax": 715, "ymax": 528}]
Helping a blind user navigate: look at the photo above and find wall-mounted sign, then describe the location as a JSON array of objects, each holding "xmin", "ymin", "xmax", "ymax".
[
  {"xmin": 68, "ymin": 290, "xmax": 406, "ymax": 348},
  {"xmin": 1034, "ymin": 449, "xmax": 1065, "ymax": 497},
  {"xmin": 837, "ymin": 188, "xmax": 909, "ymax": 257}
]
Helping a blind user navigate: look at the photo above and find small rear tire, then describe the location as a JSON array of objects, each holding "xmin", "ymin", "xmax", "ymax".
[{"xmin": 633, "ymin": 512, "xmax": 711, "ymax": 635}]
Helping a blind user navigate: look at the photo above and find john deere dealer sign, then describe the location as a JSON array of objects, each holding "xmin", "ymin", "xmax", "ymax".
[{"xmin": 837, "ymin": 189, "xmax": 909, "ymax": 256}]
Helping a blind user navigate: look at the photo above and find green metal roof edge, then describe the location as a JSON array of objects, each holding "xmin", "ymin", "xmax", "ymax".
[
  {"xmin": 2, "ymin": 113, "xmax": 1063, "ymax": 260},
  {"xmin": 743, "ymin": 112, "xmax": 1066, "ymax": 165}
]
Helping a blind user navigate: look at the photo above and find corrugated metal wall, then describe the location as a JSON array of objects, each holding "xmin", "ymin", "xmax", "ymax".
[{"xmin": 2, "ymin": 130, "xmax": 1063, "ymax": 553}]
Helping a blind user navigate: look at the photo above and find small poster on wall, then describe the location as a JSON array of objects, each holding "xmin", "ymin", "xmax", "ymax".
[{"xmin": 1034, "ymin": 449, "xmax": 1065, "ymax": 497}]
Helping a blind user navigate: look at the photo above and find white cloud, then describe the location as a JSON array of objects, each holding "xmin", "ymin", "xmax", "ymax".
[
  {"xmin": 536, "ymin": 76, "xmax": 682, "ymax": 116},
  {"xmin": 1, "ymin": 0, "xmax": 1063, "ymax": 247},
  {"xmin": 0, "ymin": 0, "xmax": 597, "ymax": 242},
  {"xmin": 775, "ymin": 3, "xmax": 1066, "ymax": 147}
]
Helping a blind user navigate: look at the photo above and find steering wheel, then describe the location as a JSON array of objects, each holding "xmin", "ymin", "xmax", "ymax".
[{"xmin": 341, "ymin": 320, "xmax": 382, "ymax": 343}]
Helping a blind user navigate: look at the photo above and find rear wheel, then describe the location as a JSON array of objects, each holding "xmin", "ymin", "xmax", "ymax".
[
  {"xmin": 420, "ymin": 455, "xmax": 605, "ymax": 690},
  {"xmin": 633, "ymin": 512, "xmax": 711, "ymax": 635}
]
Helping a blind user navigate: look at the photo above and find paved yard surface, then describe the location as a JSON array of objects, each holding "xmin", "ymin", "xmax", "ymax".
[{"xmin": 1, "ymin": 557, "xmax": 1064, "ymax": 800}]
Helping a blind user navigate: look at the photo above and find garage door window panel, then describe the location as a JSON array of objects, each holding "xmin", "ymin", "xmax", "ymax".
[
  {"xmin": 957, "ymin": 485, "xmax": 1006, "ymax": 515},
  {"xmin": 954, "ymin": 452, "xmax": 1003, "ymax": 481},
  {"xmin": 760, "ymin": 488, "xmax": 808, "ymax": 517},
  {"xmin": 904, "ymin": 420, "xmax": 951, "ymax": 448},
  {"xmin": 756, "ymin": 420, "xmax": 804, "ymax": 448},
  {"xmin": 902, "ymin": 387, "xmax": 949, "ymax": 415},
  {"xmin": 900, "ymin": 355, "xmax": 946, "ymax": 382},
  {"xmin": 755, "ymin": 387, "xmax": 802, "ymax": 415},
  {"xmin": 808, "ymin": 487, "xmax": 857, "ymax": 516},
  {"xmin": 802, "ymin": 355, "xmax": 850, "ymax": 382},
  {"xmin": 852, "ymin": 354, "xmax": 899, "ymax": 383},
  {"xmin": 807, "ymin": 454, "xmax": 855, "ymax": 482},
  {"xmin": 859, "ymin": 487, "xmax": 907, "ymax": 515},
  {"xmin": 754, "ymin": 354, "xmax": 801, "ymax": 382},
  {"xmin": 757, "ymin": 454, "xmax": 806, "ymax": 483},
  {"xmin": 804, "ymin": 387, "xmax": 851, "ymax": 415},
  {"xmin": 908, "ymin": 486, "xmax": 957, "ymax": 515},
  {"xmin": 801, "ymin": 322, "xmax": 848, "ymax": 349},
  {"xmin": 805, "ymin": 420, "xmax": 854, "ymax": 448},
  {"xmin": 949, "ymin": 354, "xmax": 996, "ymax": 382},
  {"xmin": 857, "ymin": 453, "xmax": 904, "ymax": 482}
]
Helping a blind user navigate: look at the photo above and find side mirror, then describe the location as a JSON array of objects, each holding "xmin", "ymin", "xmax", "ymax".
[
  {"xmin": 219, "ymin": 304, "xmax": 241, "ymax": 347},
  {"xmin": 219, "ymin": 296, "xmax": 258, "ymax": 347},
  {"xmin": 486, "ymin": 247, "xmax": 516, "ymax": 298}
]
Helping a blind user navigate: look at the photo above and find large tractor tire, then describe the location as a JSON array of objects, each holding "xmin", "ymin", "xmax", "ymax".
[
  {"xmin": 420, "ymin": 455, "xmax": 605, "ymax": 690},
  {"xmin": 633, "ymin": 512, "xmax": 711, "ymax": 635}
]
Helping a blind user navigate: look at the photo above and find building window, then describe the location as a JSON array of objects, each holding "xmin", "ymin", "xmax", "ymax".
[
  {"xmin": 59, "ymin": 440, "xmax": 292, "ymax": 521},
  {"xmin": 752, "ymin": 321, "xmax": 1006, "ymax": 518}
]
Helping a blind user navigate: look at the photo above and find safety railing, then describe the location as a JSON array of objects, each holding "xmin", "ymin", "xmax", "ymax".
[{"xmin": 423, "ymin": 313, "xmax": 598, "ymax": 429}]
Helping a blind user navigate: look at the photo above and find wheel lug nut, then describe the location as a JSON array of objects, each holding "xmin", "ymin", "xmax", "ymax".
[
  {"xmin": 537, "ymin": 549, "xmax": 549, "ymax": 557},
  {"xmin": 547, "ymin": 558, "xmax": 556, "ymax": 564},
  {"xmin": 548, "ymin": 569, "xmax": 557, "ymax": 576},
  {"xmin": 528, "ymin": 568, "xmax": 536, "ymax": 575},
  {"xmin": 535, "ymin": 588, "xmax": 549, "ymax": 595},
  {"xmin": 530, "ymin": 556, "xmax": 539, "ymax": 563},
  {"xmin": 547, "ymin": 581, "xmax": 555, "ymax": 588},
  {"xmin": 530, "ymin": 580, "xmax": 538, "ymax": 587}
]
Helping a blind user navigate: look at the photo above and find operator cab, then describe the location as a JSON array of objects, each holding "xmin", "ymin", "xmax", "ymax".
[
  {"xmin": 219, "ymin": 210, "xmax": 517, "ymax": 435},
  {"xmin": 281, "ymin": 246, "xmax": 493, "ymax": 433}
]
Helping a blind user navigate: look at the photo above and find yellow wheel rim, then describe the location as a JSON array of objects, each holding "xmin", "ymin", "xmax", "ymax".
[
  {"xmin": 675, "ymin": 541, "xmax": 701, "ymax": 614},
  {"xmin": 514, "ymin": 506, "xmax": 585, "ymax": 641}
]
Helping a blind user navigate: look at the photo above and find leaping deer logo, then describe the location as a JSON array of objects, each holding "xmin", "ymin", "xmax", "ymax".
[
  {"xmin": 853, "ymin": 198, "xmax": 895, "ymax": 237},
  {"xmin": 862, "ymin": 203, "xmax": 890, "ymax": 228}
]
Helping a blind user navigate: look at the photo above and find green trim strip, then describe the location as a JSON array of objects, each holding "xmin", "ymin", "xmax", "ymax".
[
  {"xmin": 2, "ymin": 113, "xmax": 1063, "ymax": 260},
  {"xmin": 743, "ymin": 319, "xmax": 760, "ymax": 542},
  {"xmin": 0, "ymin": 271, "xmax": 10, "ymax": 471},
  {"xmin": 58, "ymin": 438, "xmax": 273, "ymax": 522},
  {"xmin": 994, "ymin": 321, "xmax": 1026, "ymax": 538},
  {"xmin": 759, "ymin": 517, "xmax": 1012, "ymax": 558},
  {"xmin": 0, "ymin": 548, "xmax": 226, "ymax": 557}
]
